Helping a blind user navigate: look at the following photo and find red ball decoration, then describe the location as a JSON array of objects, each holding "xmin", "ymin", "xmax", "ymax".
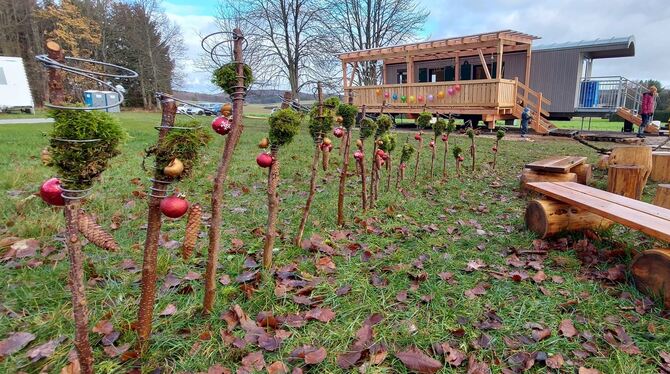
[
  {"xmin": 256, "ymin": 152, "xmax": 274, "ymax": 168},
  {"xmin": 414, "ymin": 133, "xmax": 422, "ymax": 141},
  {"xmin": 211, "ymin": 116, "xmax": 232, "ymax": 135},
  {"xmin": 160, "ymin": 195, "xmax": 189, "ymax": 218},
  {"xmin": 354, "ymin": 150, "xmax": 364, "ymax": 161},
  {"xmin": 333, "ymin": 127, "xmax": 345, "ymax": 138},
  {"xmin": 441, "ymin": 134, "xmax": 449, "ymax": 142},
  {"xmin": 429, "ymin": 140, "xmax": 435, "ymax": 148},
  {"xmin": 454, "ymin": 84, "xmax": 461, "ymax": 92},
  {"xmin": 39, "ymin": 178, "xmax": 65, "ymax": 206}
]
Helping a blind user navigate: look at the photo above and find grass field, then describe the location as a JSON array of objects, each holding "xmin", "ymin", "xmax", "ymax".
[{"xmin": 1, "ymin": 111, "xmax": 668, "ymax": 373}]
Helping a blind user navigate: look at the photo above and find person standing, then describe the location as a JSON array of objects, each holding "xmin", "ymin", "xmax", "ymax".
[
  {"xmin": 520, "ymin": 106, "xmax": 531, "ymax": 138},
  {"xmin": 638, "ymin": 86, "xmax": 658, "ymax": 138}
]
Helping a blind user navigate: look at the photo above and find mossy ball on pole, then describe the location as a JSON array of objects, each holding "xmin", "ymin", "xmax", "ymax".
[
  {"xmin": 212, "ymin": 63, "xmax": 253, "ymax": 95},
  {"xmin": 337, "ymin": 104, "xmax": 358, "ymax": 130},
  {"xmin": 416, "ymin": 111, "xmax": 432, "ymax": 130},
  {"xmin": 269, "ymin": 109, "xmax": 301, "ymax": 147},
  {"xmin": 359, "ymin": 117, "xmax": 377, "ymax": 140}
]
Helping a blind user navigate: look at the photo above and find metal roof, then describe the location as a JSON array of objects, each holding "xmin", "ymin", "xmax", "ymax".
[{"xmin": 533, "ymin": 36, "xmax": 635, "ymax": 58}]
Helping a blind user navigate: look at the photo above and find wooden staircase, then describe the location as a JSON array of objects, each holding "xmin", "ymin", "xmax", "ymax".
[
  {"xmin": 513, "ymin": 80, "xmax": 557, "ymax": 134},
  {"xmin": 616, "ymin": 107, "xmax": 641, "ymax": 126}
]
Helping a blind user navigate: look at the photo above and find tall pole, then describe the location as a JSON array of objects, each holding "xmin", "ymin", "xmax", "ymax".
[{"xmin": 203, "ymin": 29, "xmax": 246, "ymax": 314}]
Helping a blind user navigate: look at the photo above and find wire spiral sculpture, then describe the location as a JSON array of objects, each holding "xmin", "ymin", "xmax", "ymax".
[
  {"xmin": 201, "ymin": 30, "xmax": 248, "ymax": 66},
  {"xmin": 35, "ymin": 54, "xmax": 138, "ymax": 110}
]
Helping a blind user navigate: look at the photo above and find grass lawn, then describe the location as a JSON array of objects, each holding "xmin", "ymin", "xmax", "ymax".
[{"xmin": 0, "ymin": 111, "xmax": 668, "ymax": 373}]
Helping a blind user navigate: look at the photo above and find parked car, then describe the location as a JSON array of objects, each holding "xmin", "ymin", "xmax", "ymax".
[
  {"xmin": 187, "ymin": 106, "xmax": 205, "ymax": 116},
  {"xmin": 176, "ymin": 105, "xmax": 189, "ymax": 115},
  {"xmin": 199, "ymin": 102, "xmax": 222, "ymax": 116}
]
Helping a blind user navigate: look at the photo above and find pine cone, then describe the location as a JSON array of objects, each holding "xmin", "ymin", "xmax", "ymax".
[
  {"xmin": 182, "ymin": 203, "xmax": 202, "ymax": 260},
  {"xmin": 77, "ymin": 210, "xmax": 119, "ymax": 251}
]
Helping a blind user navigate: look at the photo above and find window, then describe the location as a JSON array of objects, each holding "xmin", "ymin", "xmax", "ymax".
[
  {"xmin": 429, "ymin": 68, "xmax": 445, "ymax": 82},
  {"xmin": 0, "ymin": 67, "xmax": 7, "ymax": 85}
]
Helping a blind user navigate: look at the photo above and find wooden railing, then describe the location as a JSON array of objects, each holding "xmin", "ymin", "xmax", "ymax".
[{"xmin": 348, "ymin": 79, "xmax": 518, "ymax": 110}]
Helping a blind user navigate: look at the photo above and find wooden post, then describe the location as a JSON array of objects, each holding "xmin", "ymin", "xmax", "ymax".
[
  {"xmin": 202, "ymin": 28, "xmax": 246, "ymax": 314},
  {"xmin": 524, "ymin": 46, "xmax": 531, "ymax": 104},
  {"xmin": 571, "ymin": 163, "xmax": 593, "ymax": 185},
  {"xmin": 520, "ymin": 168, "xmax": 578, "ymax": 190},
  {"xmin": 455, "ymin": 55, "xmax": 460, "ymax": 82},
  {"xmin": 525, "ymin": 199, "xmax": 613, "ymax": 239},
  {"xmin": 406, "ymin": 56, "xmax": 414, "ymax": 84},
  {"xmin": 137, "ymin": 98, "xmax": 177, "ymax": 352},
  {"xmin": 607, "ymin": 165, "xmax": 645, "ymax": 199},
  {"xmin": 342, "ymin": 61, "xmax": 348, "ymax": 103},
  {"xmin": 381, "ymin": 60, "xmax": 386, "ymax": 84},
  {"xmin": 477, "ymin": 49, "xmax": 491, "ymax": 80},
  {"xmin": 651, "ymin": 152, "xmax": 670, "ymax": 182},
  {"xmin": 631, "ymin": 248, "xmax": 670, "ymax": 309},
  {"xmin": 45, "ymin": 41, "xmax": 94, "ymax": 374},
  {"xmin": 263, "ymin": 146, "xmax": 280, "ymax": 269},
  {"xmin": 608, "ymin": 145, "xmax": 653, "ymax": 185},
  {"xmin": 536, "ymin": 92, "xmax": 543, "ymax": 132},
  {"xmin": 280, "ymin": 92, "xmax": 292, "ymax": 109},
  {"xmin": 496, "ymin": 40, "xmax": 503, "ymax": 79},
  {"xmin": 653, "ymin": 184, "xmax": 670, "ymax": 209}
]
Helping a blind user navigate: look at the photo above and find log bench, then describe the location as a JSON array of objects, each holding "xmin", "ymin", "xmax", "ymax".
[
  {"xmin": 525, "ymin": 181, "xmax": 670, "ymax": 308},
  {"xmin": 521, "ymin": 156, "xmax": 591, "ymax": 189}
]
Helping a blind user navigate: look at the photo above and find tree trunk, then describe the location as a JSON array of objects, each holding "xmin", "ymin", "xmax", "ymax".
[
  {"xmin": 263, "ymin": 147, "xmax": 280, "ymax": 269},
  {"xmin": 596, "ymin": 155, "xmax": 609, "ymax": 170},
  {"xmin": 525, "ymin": 199, "xmax": 613, "ymax": 239},
  {"xmin": 295, "ymin": 142, "xmax": 321, "ymax": 245},
  {"xmin": 608, "ymin": 145, "xmax": 653, "ymax": 185},
  {"xmin": 520, "ymin": 168, "xmax": 578, "ymax": 191},
  {"xmin": 607, "ymin": 165, "xmax": 645, "ymax": 199},
  {"xmin": 337, "ymin": 129, "xmax": 352, "ymax": 226},
  {"xmin": 203, "ymin": 30, "xmax": 246, "ymax": 314},
  {"xmin": 651, "ymin": 152, "xmax": 670, "ymax": 182},
  {"xmin": 631, "ymin": 248, "xmax": 670, "ymax": 309},
  {"xmin": 137, "ymin": 99, "xmax": 177, "ymax": 351},
  {"xmin": 653, "ymin": 184, "xmax": 670, "ymax": 209}
]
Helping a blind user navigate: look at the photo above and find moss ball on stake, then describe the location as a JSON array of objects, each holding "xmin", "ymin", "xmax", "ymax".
[
  {"xmin": 269, "ymin": 109, "xmax": 302, "ymax": 147},
  {"xmin": 359, "ymin": 118, "xmax": 377, "ymax": 140},
  {"xmin": 151, "ymin": 120, "xmax": 212, "ymax": 180},
  {"xmin": 337, "ymin": 104, "xmax": 358, "ymax": 130},
  {"xmin": 49, "ymin": 109, "xmax": 127, "ymax": 189},
  {"xmin": 211, "ymin": 63, "xmax": 253, "ymax": 96},
  {"xmin": 375, "ymin": 114, "xmax": 393, "ymax": 138},
  {"xmin": 416, "ymin": 111, "xmax": 432, "ymax": 131},
  {"xmin": 309, "ymin": 100, "xmax": 337, "ymax": 141},
  {"xmin": 433, "ymin": 118, "xmax": 447, "ymax": 138}
]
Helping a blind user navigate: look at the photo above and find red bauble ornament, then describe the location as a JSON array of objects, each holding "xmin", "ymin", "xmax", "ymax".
[
  {"xmin": 458, "ymin": 155, "xmax": 465, "ymax": 162},
  {"xmin": 429, "ymin": 140, "xmax": 435, "ymax": 148},
  {"xmin": 414, "ymin": 133, "xmax": 422, "ymax": 141},
  {"xmin": 256, "ymin": 152, "xmax": 274, "ymax": 168},
  {"xmin": 160, "ymin": 195, "xmax": 189, "ymax": 218},
  {"xmin": 492, "ymin": 146, "xmax": 498, "ymax": 153},
  {"xmin": 441, "ymin": 134, "xmax": 449, "ymax": 142},
  {"xmin": 39, "ymin": 178, "xmax": 65, "ymax": 206},
  {"xmin": 400, "ymin": 162, "xmax": 407, "ymax": 170},
  {"xmin": 211, "ymin": 116, "xmax": 232, "ymax": 135},
  {"xmin": 354, "ymin": 150, "xmax": 364, "ymax": 161},
  {"xmin": 333, "ymin": 127, "xmax": 345, "ymax": 138}
]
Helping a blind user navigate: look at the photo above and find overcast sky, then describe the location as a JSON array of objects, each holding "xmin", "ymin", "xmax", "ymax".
[{"xmin": 164, "ymin": 0, "xmax": 670, "ymax": 93}]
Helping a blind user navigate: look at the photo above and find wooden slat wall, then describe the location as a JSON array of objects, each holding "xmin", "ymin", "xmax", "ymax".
[{"xmin": 351, "ymin": 80, "xmax": 516, "ymax": 109}]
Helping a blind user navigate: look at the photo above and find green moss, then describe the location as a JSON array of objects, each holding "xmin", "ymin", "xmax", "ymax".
[
  {"xmin": 375, "ymin": 115, "xmax": 393, "ymax": 138},
  {"xmin": 400, "ymin": 143, "xmax": 415, "ymax": 164},
  {"xmin": 151, "ymin": 120, "xmax": 211, "ymax": 180},
  {"xmin": 378, "ymin": 132, "xmax": 397, "ymax": 153},
  {"xmin": 359, "ymin": 117, "xmax": 376, "ymax": 140},
  {"xmin": 497, "ymin": 129, "xmax": 506, "ymax": 140},
  {"xmin": 466, "ymin": 128, "xmax": 475, "ymax": 139},
  {"xmin": 453, "ymin": 145, "xmax": 463, "ymax": 159},
  {"xmin": 433, "ymin": 118, "xmax": 447, "ymax": 137},
  {"xmin": 336, "ymin": 104, "xmax": 358, "ymax": 130},
  {"xmin": 48, "ymin": 109, "xmax": 128, "ymax": 189},
  {"xmin": 212, "ymin": 63, "xmax": 253, "ymax": 95},
  {"xmin": 416, "ymin": 111, "xmax": 432, "ymax": 130},
  {"xmin": 308, "ymin": 101, "xmax": 337, "ymax": 141},
  {"xmin": 446, "ymin": 119, "xmax": 456, "ymax": 134},
  {"xmin": 269, "ymin": 109, "xmax": 302, "ymax": 147}
]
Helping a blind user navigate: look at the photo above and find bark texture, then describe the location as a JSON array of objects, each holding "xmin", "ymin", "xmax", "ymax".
[
  {"xmin": 337, "ymin": 129, "xmax": 352, "ymax": 226},
  {"xmin": 263, "ymin": 147, "xmax": 280, "ymax": 268}
]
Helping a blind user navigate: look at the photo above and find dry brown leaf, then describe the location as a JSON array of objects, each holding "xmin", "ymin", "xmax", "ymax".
[{"xmin": 395, "ymin": 346, "xmax": 442, "ymax": 374}]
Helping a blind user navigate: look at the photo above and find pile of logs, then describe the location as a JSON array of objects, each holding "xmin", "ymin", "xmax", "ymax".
[{"xmin": 606, "ymin": 145, "xmax": 652, "ymax": 200}]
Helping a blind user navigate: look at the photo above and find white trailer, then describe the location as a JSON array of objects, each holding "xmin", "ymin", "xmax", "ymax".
[{"xmin": 0, "ymin": 56, "xmax": 34, "ymax": 113}]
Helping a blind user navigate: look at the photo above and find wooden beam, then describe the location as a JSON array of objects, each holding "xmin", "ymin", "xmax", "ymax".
[
  {"xmin": 406, "ymin": 56, "xmax": 414, "ymax": 83},
  {"xmin": 382, "ymin": 44, "xmax": 528, "ymax": 65},
  {"xmin": 340, "ymin": 40, "xmax": 501, "ymax": 63},
  {"xmin": 524, "ymin": 46, "xmax": 532, "ymax": 85},
  {"xmin": 478, "ymin": 49, "xmax": 492, "ymax": 80},
  {"xmin": 381, "ymin": 60, "xmax": 386, "ymax": 84},
  {"xmin": 455, "ymin": 55, "xmax": 460, "ymax": 82},
  {"xmin": 350, "ymin": 61, "xmax": 358, "ymax": 86},
  {"xmin": 496, "ymin": 40, "xmax": 503, "ymax": 79},
  {"xmin": 342, "ymin": 61, "xmax": 348, "ymax": 88}
]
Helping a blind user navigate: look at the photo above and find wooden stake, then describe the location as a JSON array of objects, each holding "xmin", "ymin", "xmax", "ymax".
[
  {"xmin": 430, "ymin": 137, "xmax": 436, "ymax": 179},
  {"xmin": 413, "ymin": 138, "xmax": 423, "ymax": 183},
  {"xmin": 203, "ymin": 29, "xmax": 246, "ymax": 314},
  {"xmin": 442, "ymin": 136, "xmax": 449, "ymax": 180},
  {"xmin": 263, "ymin": 147, "xmax": 280, "ymax": 268},
  {"xmin": 137, "ymin": 98, "xmax": 177, "ymax": 352},
  {"xmin": 337, "ymin": 128, "xmax": 352, "ymax": 226},
  {"xmin": 295, "ymin": 83, "xmax": 323, "ymax": 245},
  {"xmin": 46, "ymin": 41, "xmax": 93, "ymax": 374}
]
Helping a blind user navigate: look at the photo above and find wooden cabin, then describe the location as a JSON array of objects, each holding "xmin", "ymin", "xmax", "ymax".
[{"xmin": 339, "ymin": 30, "xmax": 640, "ymax": 134}]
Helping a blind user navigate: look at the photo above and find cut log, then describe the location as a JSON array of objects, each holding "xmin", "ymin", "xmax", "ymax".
[
  {"xmin": 651, "ymin": 152, "xmax": 670, "ymax": 182},
  {"xmin": 631, "ymin": 248, "xmax": 670, "ymax": 309},
  {"xmin": 653, "ymin": 184, "xmax": 670, "ymax": 209},
  {"xmin": 607, "ymin": 165, "xmax": 645, "ymax": 199},
  {"xmin": 571, "ymin": 163, "xmax": 592, "ymax": 185},
  {"xmin": 608, "ymin": 145, "xmax": 653, "ymax": 184},
  {"xmin": 525, "ymin": 199, "xmax": 613, "ymax": 238},
  {"xmin": 520, "ymin": 168, "xmax": 577, "ymax": 190},
  {"xmin": 596, "ymin": 155, "xmax": 609, "ymax": 170}
]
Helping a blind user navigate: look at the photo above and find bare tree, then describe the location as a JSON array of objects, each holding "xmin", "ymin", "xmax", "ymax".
[
  {"xmin": 324, "ymin": 0, "xmax": 428, "ymax": 85},
  {"xmin": 215, "ymin": 0, "xmax": 330, "ymax": 98}
]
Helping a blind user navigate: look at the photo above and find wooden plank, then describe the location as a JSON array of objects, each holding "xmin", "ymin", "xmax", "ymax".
[
  {"xmin": 526, "ymin": 156, "xmax": 587, "ymax": 173},
  {"xmin": 558, "ymin": 182, "xmax": 670, "ymax": 222},
  {"xmin": 526, "ymin": 182, "xmax": 670, "ymax": 243},
  {"xmin": 478, "ymin": 49, "xmax": 492, "ymax": 79}
]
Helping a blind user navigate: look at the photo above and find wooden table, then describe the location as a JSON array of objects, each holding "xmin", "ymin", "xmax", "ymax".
[{"xmin": 525, "ymin": 156, "xmax": 587, "ymax": 173}]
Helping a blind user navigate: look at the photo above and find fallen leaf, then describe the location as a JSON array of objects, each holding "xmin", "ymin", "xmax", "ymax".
[
  {"xmin": 466, "ymin": 354, "xmax": 490, "ymax": 374},
  {"xmin": 103, "ymin": 343, "xmax": 130, "ymax": 358},
  {"xmin": 558, "ymin": 319, "xmax": 577, "ymax": 338},
  {"xmin": 0, "ymin": 332, "xmax": 35, "ymax": 357},
  {"xmin": 92, "ymin": 320, "xmax": 113, "ymax": 335},
  {"xmin": 11, "ymin": 239, "xmax": 40, "ymax": 259},
  {"xmin": 395, "ymin": 346, "xmax": 442, "ymax": 374},
  {"xmin": 546, "ymin": 353, "xmax": 564, "ymax": 369},
  {"xmin": 465, "ymin": 259, "xmax": 486, "ymax": 272},
  {"xmin": 159, "ymin": 304, "xmax": 177, "ymax": 316},
  {"xmin": 267, "ymin": 361, "xmax": 289, "ymax": 374},
  {"xmin": 315, "ymin": 256, "xmax": 336, "ymax": 273},
  {"xmin": 26, "ymin": 336, "xmax": 64, "ymax": 362},
  {"xmin": 304, "ymin": 346, "xmax": 327, "ymax": 364},
  {"xmin": 578, "ymin": 367, "xmax": 601, "ymax": 374},
  {"xmin": 442, "ymin": 343, "xmax": 466, "ymax": 366},
  {"xmin": 335, "ymin": 284, "xmax": 351, "ymax": 296},
  {"xmin": 305, "ymin": 307, "xmax": 336, "ymax": 323},
  {"xmin": 184, "ymin": 271, "xmax": 201, "ymax": 281},
  {"xmin": 240, "ymin": 351, "xmax": 265, "ymax": 371}
]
